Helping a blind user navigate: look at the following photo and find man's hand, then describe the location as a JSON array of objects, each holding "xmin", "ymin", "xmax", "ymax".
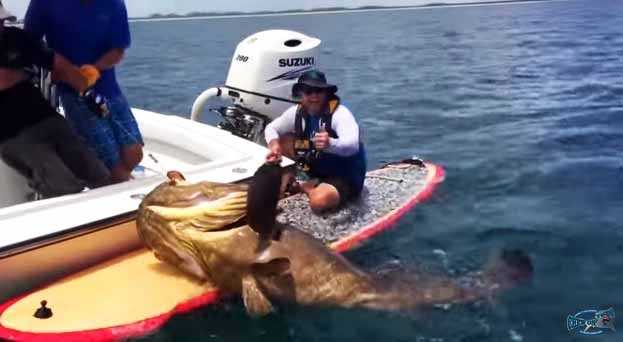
[
  {"xmin": 312, "ymin": 131, "xmax": 330, "ymax": 150},
  {"xmin": 266, "ymin": 140, "xmax": 282, "ymax": 164},
  {"xmin": 79, "ymin": 65, "xmax": 101, "ymax": 89},
  {"xmin": 52, "ymin": 54, "xmax": 90, "ymax": 93}
]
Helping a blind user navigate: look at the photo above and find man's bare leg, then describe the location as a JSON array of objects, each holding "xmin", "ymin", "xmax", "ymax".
[{"xmin": 275, "ymin": 134, "xmax": 341, "ymax": 212}]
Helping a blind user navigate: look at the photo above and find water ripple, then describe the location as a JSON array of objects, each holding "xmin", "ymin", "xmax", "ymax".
[{"xmin": 120, "ymin": 1, "xmax": 623, "ymax": 341}]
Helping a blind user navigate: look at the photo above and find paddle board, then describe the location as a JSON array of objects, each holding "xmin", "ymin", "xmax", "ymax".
[{"xmin": 0, "ymin": 160, "xmax": 445, "ymax": 341}]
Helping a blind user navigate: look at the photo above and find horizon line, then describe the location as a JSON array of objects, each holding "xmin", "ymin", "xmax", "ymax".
[{"xmin": 129, "ymin": 0, "xmax": 564, "ymax": 23}]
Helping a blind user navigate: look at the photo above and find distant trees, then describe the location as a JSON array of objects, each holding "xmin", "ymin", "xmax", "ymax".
[{"xmin": 141, "ymin": 1, "xmax": 548, "ymax": 20}]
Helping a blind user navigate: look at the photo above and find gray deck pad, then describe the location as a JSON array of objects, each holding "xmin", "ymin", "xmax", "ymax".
[{"xmin": 277, "ymin": 163, "xmax": 430, "ymax": 244}]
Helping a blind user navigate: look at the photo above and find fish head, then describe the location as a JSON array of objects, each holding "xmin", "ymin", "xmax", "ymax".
[
  {"xmin": 595, "ymin": 308, "xmax": 616, "ymax": 331},
  {"xmin": 137, "ymin": 179, "xmax": 253, "ymax": 284},
  {"xmin": 136, "ymin": 175, "xmax": 374, "ymax": 315}
]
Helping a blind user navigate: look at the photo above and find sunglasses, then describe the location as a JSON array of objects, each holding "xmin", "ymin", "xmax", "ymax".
[{"xmin": 301, "ymin": 87, "xmax": 326, "ymax": 95}]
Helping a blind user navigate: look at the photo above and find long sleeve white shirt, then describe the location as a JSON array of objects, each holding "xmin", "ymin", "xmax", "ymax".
[{"xmin": 264, "ymin": 104, "xmax": 361, "ymax": 157}]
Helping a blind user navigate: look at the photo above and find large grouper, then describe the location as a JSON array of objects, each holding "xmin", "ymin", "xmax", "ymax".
[{"xmin": 137, "ymin": 166, "xmax": 533, "ymax": 316}]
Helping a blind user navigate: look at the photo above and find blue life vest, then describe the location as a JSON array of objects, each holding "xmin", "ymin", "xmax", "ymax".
[{"xmin": 294, "ymin": 97, "xmax": 367, "ymax": 194}]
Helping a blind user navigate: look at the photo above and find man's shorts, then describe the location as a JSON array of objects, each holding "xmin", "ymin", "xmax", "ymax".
[
  {"xmin": 59, "ymin": 90, "xmax": 143, "ymax": 169},
  {"xmin": 1, "ymin": 115, "xmax": 111, "ymax": 198}
]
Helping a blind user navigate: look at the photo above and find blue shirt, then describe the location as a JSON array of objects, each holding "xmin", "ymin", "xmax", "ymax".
[{"xmin": 25, "ymin": 0, "xmax": 131, "ymax": 98}]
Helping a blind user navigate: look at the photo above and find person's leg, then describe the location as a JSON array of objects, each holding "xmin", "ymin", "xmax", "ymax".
[
  {"xmin": 298, "ymin": 178, "xmax": 353, "ymax": 213},
  {"xmin": 44, "ymin": 115, "xmax": 111, "ymax": 189},
  {"xmin": 0, "ymin": 136, "xmax": 33, "ymax": 180},
  {"xmin": 107, "ymin": 94, "xmax": 144, "ymax": 179},
  {"xmin": 274, "ymin": 134, "xmax": 353, "ymax": 211},
  {"xmin": 121, "ymin": 144, "xmax": 143, "ymax": 172},
  {"xmin": 1, "ymin": 125, "xmax": 86, "ymax": 198},
  {"xmin": 306, "ymin": 182, "xmax": 341, "ymax": 213},
  {"xmin": 60, "ymin": 90, "xmax": 123, "ymax": 182}
]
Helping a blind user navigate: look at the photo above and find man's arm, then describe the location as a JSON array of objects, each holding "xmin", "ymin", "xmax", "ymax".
[
  {"xmin": 52, "ymin": 55, "xmax": 89, "ymax": 93},
  {"xmin": 264, "ymin": 107, "xmax": 298, "ymax": 145},
  {"xmin": 91, "ymin": 0, "xmax": 131, "ymax": 72},
  {"xmin": 264, "ymin": 107, "xmax": 298, "ymax": 163},
  {"xmin": 324, "ymin": 106, "xmax": 361, "ymax": 157},
  {"xmin": 19, "ymin": 30, "xmax": 88, "ymax": 93},
  {"xmin": 95, "ymin": 48, "xmax": 125, "ymax": 71}
]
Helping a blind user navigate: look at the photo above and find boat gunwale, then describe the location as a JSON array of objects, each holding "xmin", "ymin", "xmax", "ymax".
[
  {"xmin": 0, "ymin": 212, "xmax": 136, "ymax": 260},
  {"xmin": 0, "ymin": 174, "xmax": 254, "ymax": 261}
]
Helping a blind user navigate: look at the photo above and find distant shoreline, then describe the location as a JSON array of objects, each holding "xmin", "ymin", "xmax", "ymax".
[{"xmin": 130, "ymin": 0, "xmax": 557, "ymax": 23}]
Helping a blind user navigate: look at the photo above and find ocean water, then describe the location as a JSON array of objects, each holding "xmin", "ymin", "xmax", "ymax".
[{"xmin": 119, "ymin": 0, "xmax": 623, "ymax": 341}]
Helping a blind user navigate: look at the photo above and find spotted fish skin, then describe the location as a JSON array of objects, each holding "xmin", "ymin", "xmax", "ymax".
[
  {"xmin": 136, "ymin": 176, "xmax": 533, "ymax": 317},
  {"xmin": 137, "ymin": 180, "xmax": 248, "ymax": 280}
]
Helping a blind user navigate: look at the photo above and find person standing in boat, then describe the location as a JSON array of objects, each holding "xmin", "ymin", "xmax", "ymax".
[
  {"xmin": 265, "ymin": 69, "xmax": 367, "ymax": 213},
  {"xmin": 25, "ymin": 0, "xmax": 144, "ymax": 183},
  {"xmin": 0, "ymin": 1, "xmax": 110, "ymax": 197}
]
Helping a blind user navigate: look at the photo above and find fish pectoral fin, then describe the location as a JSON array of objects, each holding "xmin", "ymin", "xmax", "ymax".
[{"xmin": 242, "ymin": 274, "xmax": 274, "ymax": 317}]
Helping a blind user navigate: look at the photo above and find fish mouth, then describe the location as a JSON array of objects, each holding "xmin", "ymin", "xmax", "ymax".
[
  {"xmin": 193, "ymin": 219, "xmax": 250, "ymax": 240},
  {"xmin": 137, "ymin": 181, "xmax": 255, "ymax": 280},
  {"xmin": 145, "ymin": 190, "xmax": 249, "ymax": 240}
]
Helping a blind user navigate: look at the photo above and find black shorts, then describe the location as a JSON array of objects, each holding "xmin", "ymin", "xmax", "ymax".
[
  {"xmin": 0, "ymin": 82, "xmax": 56, "ymax": 142},
  {"xmin": 0, "ymin": 115, "xmax": 110, "ymax": 198}
]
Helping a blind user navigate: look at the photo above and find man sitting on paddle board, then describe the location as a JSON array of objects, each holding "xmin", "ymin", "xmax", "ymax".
[
  {"xmin": 265, "ymin": 69, "xmax": 367, "ymax": 213},
  {"xmin": 0, "ymin": 1, "xmax": 110, "ymax": 197}
]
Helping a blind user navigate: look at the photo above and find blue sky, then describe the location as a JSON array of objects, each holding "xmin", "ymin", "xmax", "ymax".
[{"xmin": 7, "ymin": 0, "xmax": 502, "ymax": 19}]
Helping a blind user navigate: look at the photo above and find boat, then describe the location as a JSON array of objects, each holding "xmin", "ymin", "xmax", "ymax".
[
  {"xmin": 0, "ymin": 29, "xmax": 321, "ymax": 302},
  {"xmin": 0, "ymin": 108, "xmax": 277, "ymax": 302},
  {"xmin": 0, "ymin": 29, "xmax": 447, "ymax": 341},
  {"xmin": 0, "ymin": 160, "xmax": 444, "ymax": 341}
]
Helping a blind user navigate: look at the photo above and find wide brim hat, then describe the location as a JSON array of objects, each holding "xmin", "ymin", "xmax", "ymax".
[
  {"xmin": 292, "ymin": 70, "xmax": 338, "ymax": 97},
  {"xmin": 0, "ymin": 1, "xmax": 16, "ymax": 22}
]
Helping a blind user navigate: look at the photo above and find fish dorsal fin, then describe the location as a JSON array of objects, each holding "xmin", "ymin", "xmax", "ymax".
[{"xmin": 241, "ymin": 274, "xmax": 274, "ymax": 317}]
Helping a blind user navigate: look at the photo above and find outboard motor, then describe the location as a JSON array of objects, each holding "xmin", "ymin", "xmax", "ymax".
[{"xmin": 191, "ymin": 30, "xmax": 321, "ymax": 144}]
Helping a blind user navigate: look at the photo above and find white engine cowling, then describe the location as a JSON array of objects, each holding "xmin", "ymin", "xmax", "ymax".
[{"xmin": 224, "ymin": 30, "xmax": 321, "ymax": 120}]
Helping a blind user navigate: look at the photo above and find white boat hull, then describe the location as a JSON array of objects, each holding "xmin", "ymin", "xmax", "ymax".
[
  {"xmin": 0, "ymin": 218, "xmax": 140, "ymax": 302},
  {"xmin": 0, "ymin": 108, "xmax": 290, "ymax": 302}
]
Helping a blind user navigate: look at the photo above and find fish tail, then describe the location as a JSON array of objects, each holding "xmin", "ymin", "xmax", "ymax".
[{"xmin": 567, "ymin": 315, "xmax": 585, "ymax": 331}]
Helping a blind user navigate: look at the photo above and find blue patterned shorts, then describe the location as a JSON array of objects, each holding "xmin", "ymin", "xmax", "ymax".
[{"xmin": 59, "ymin": 90, "xmax": 144, "ymax": 169}]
